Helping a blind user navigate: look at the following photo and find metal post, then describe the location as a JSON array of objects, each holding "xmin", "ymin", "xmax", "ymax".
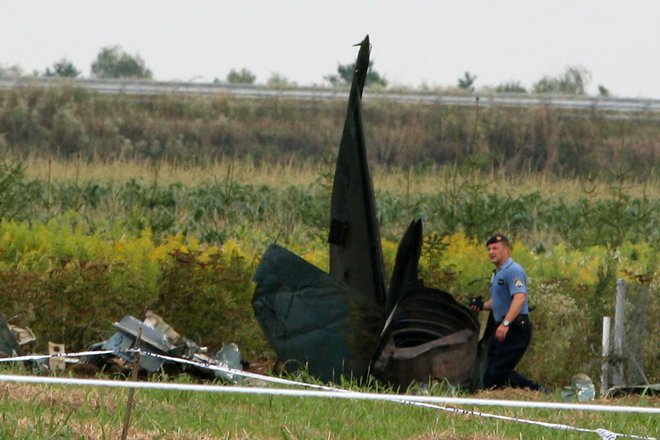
[
  {"xmin": 601, "ymin": 316, "xmax": 611, "ymax": 397},
  {"xmin": 612, "ymin": 279, "xmax": 626, "ymax": 387}
]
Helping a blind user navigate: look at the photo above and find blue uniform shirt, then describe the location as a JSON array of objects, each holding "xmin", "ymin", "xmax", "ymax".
[{"xmin": 489, "ymin": 257, "xmax": 529, "ymax": 322}]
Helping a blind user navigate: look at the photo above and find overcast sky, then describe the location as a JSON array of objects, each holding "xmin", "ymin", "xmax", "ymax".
[{"xmin": 2, "ymin": 1, "xmax": 659, "ymax": 98}]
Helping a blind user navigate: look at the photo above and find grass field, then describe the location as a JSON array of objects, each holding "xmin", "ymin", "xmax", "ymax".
[{"xmin": 0, "ymin": 372, "xmax": 657, "ymax": 439}]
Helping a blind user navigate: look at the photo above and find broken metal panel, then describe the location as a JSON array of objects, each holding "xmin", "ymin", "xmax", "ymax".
[
  {"xmin": 180, "ymin": 343, "xmax": 244, "ymax": 382},
  {"xmin": 253, "ymin": 244, "xmax": 382, "ymax": 381},
  {"xmin": 329, "ymin": 35, "xmax": 388, "ymax": 309},
  {"xmin": 212, "ymin": 343, "xmax": 242, "ymax": 382},
  {"xmin": 9, "ymin": 324, "xmax": 36, "ymax": 352},
  {"xmin": 372, "ymin": 220, "xmax": 482, "ymax": 389},
  {"xmin": 99, "ymin": 313, "xmax": 201, "ymax": 373},
  {"xmin": 93, "ymin": 312, "xmax": 244, "ymax": 378},
  {"xmin": 101, "ymin": 328, "xmax": 164, "ymax": 373},
  {"xmin": 373, "ymin": 287, "xmax": 480, "ymax": 389},
  {"xmin": 0, "ymin": 314, "xmax": 20, "ymax": 357},
  {"xmin": 142, "ymin": 311, "xmax": 184, "ymax": 347},
  {"xmin": 111, "ymin": 315, "xmax": 180, "ymax": 353},
  {"xmin": 385, "ymin": 219, "xmax": 423, "ymax": 316}
]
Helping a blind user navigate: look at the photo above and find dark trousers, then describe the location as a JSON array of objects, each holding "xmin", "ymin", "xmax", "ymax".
[{"xmin": 483, "ymin": 318, "xmax": 540, "ymax": 390}]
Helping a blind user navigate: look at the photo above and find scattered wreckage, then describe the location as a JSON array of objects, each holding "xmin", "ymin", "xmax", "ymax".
[
  {"xmin": 0, "ymin": 311, "xmax": 243, "ymax": 382},
  {"xmin": 0, "ymin": 314, "xmax": 36, "ymax": 358},
  {"xmin": 252, "ymin": 36, "xmax": 492, "ymax": 390}
]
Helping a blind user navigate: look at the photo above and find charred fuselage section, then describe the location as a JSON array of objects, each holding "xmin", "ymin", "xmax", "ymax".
[{"xmin": 252, "ymin": 36, "xmax": 488, "ymax": 389}]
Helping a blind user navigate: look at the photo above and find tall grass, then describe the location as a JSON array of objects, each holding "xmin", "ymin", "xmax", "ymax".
[
  {"xmin": 1, "ymin": 87, "xmax": 658, "ymax": 176},
  {"xmin": 14, "ymin": 154, "xmax": 660, "ymax": 199}
]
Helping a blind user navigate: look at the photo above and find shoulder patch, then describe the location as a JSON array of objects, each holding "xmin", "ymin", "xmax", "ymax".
[{"xmin": 514, "ymin": 278, "xmax": 524, "ymax": 288}]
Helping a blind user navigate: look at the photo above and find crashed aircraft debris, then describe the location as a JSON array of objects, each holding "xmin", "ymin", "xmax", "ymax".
[
  {"xmin": 252, "ymin": 36, "xmax": 491, "ymax": 389},
  {"xmin": 0, "ymin": 310, "xmax": 244, "ymax": 381},
  {"xmin": 89, "ymin": 312, "xmax": 243, "ymax": 381},
  {"xmin": 0, "ymin": 313, "xmax": 36, "ymax": 358}
]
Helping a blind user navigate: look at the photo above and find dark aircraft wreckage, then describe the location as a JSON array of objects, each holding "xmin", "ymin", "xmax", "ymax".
[{"xmin": 253, "ymin": 36, "xmax": 495, "ymax": 390}]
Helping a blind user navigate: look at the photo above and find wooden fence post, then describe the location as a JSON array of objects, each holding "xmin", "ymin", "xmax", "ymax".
[{"xmin": 121, "ymin": 327, "xmax": 143, "ymax": 440}]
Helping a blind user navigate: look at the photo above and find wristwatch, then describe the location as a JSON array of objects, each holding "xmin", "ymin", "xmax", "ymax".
[{"xmin": 502, "ymin": 319, "xmax": 511, "ymax": 327}]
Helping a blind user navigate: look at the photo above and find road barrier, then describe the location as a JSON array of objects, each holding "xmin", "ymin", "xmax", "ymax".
[{"xmin": 1, "ymin": 77, "xmax": 659, "ymax": 115}]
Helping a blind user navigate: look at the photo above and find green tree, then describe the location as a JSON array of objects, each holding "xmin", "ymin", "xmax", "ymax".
[
  {"xmin": 533, "ymin": 66, "xmax": 591, "ymax": 95},
  {"xmin": 226, "ymin": 68, "xmax": 256, "ymax": 84},
  {"xmin": 457, "ymin": 71, "xmax": 477, "ymax": 91},
  {"xmin": 44, "ymin": 58, "xmax": 81, "ymax": 78},
  {"xmin": 91, "ymin": 45, "xmax": 152, "ymax": 79},
  {"xmin": 0, "ymin": 160, "xmax": 27, "ymax": 219},
  {"xmin": 495, "ymin": 81, "xmax": 527, "ymax": 93},
  {"xmin": 598, "ymin": 84, "xmax": 610, "ymax": 97},
  {"xmin": 325, "ymin": 60, "xmax": 387, "ymax": 87}
]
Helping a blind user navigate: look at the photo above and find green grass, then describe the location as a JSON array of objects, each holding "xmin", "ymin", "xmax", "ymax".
[
  {"xmin": 3, "ymin": 156, "xmax": 658, "ymax": 248},
  {"xmin": 0, "ymin": 370, "xmax": 657, "ymax": 439}
]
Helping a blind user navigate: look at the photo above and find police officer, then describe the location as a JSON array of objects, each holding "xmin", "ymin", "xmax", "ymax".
[{"xmin": 470, "ymin": 234, "xmax": 544, "ymax": 391}]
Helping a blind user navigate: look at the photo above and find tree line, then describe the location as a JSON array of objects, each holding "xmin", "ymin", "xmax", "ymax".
[{"xmin": 1, "ymin": 45, "xmax": 611, "ymax": 96}]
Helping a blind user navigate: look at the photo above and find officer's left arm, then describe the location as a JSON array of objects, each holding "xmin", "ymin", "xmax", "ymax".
[{"xmin": 495, "ymin": 293, "xmax": 526, "ymax": 341}]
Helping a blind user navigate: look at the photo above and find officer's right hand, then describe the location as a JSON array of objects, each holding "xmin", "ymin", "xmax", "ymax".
[{"xmin": 469, "ymin": 296, "xmax": 484, "ymax": 312}]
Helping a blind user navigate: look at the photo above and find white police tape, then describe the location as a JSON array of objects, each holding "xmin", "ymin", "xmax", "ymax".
[
  {"xmin": 0, "ymin": 349, "xmax": 657, "ymax": 439},
  {"xmin": 408, "ymin": 401, "xmax": 655, "ymax": 440},
  {"xmin": 0, "ymin": 349, "xmax": 116, "ymax": 362},
  {"xmin": 143, "ymin": 350, "xmax": 657, "ymax": 440}
]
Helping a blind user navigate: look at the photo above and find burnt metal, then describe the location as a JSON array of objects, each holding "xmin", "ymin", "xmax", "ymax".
[
  {"xmin": 385, "ymin": 219, "xmax": 423, "ymax": 316},
  {"xmin": 329, "ymin": 35, "xmax": 388, "ymax": 309},
  {"xmin": 373, "ymin": 287, "xmax": 480, "ymax": 388},
  {"xmin": 328, "ymin": 218, "xmax": 349, "ymax": 245},
  {"xmin": 253, "ymin": 244, "xmax": 382, "ymax": 381},
  {"xmin": 372, "ymin": 220, "xmax": 481, "ymax": 389},
  {"xmin": 253, "ymin": 36, "xmax": 485, "ymax": 389}
]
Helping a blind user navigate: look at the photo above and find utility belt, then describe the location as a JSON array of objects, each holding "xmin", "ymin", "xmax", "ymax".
[{"xmin": 500, "ymin": 314, "xmax": 531, "ymax": 328}]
